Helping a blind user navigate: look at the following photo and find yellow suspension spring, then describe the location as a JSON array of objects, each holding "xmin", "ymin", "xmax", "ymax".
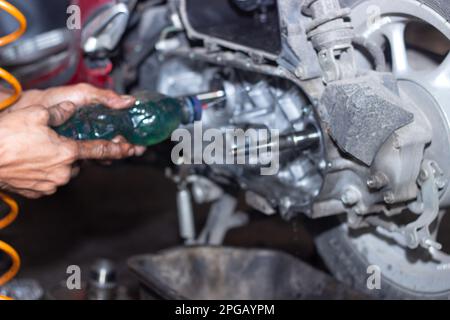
[{"xmin": 0, "ymin": 0, "xmax": 27, "ymax": 301}]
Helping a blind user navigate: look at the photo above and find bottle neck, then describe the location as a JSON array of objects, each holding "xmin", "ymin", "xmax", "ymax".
[{"xmin": 178, "ymin": 96, "xmax": 202, "ymax": 124}]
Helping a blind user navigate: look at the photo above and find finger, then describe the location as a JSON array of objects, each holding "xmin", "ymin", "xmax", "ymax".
[
  {"xmin": 50, "ymin": 167, "xmax": 72, "ymax": 186},
  {"xmin": 17, "ymin": 190, "xmax": 43, "ymax": 199},
  {"xmin": 72, "ymin": 83, "xmax": 135, "ymax": 109},
  {"xmin": 42, "ymin": 188, "xmax": 57, "ymax": 196},
  {"xmin": 22, "ymin": 105, "xmax": 49, "ymax": 124},
  {"xmin": 112, "ymin": 135, "xmax": 141, "ymax": 158},
  {"xmin": 112, "ymin": 136, "xmax": 146, "ymax": 157},
  {"xmin": 33, "ymin": 182, "xmax": 58, "ymax": 195},
  {"xmin": 112, "ymin": 135, "xmax": 128, "ymax": 144},
  {"xmin": 74, "ymin": 140, "xmax": 134, "ymax": 160},
  {"xmin": 42, "ymin": 83, "xmax": 135, "ymax": 109},
  {"xmin": 99, "ymin": 92, "xmax": 135, "ymax": 109},
  {"xmin": 134, "ymin": 146, "xmax": 147, "ymax": 156},
  {"xmin": 47, "ymin": 101, "xmax": 77, "ymax": 126},
  {"xmin": 7, "ymin": 178, "xmax": 51, "ymax": 190}
]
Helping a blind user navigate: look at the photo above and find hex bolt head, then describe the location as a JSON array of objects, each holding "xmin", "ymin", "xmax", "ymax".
[
  {"xmin": 384, "ymin": 191, "xmax": 395, "ymax": 204},
  {"xmin": 367, "ymin": 177, "xmax": 377, "ymax": 189},
  {"xmin": 367, "ymin": 172, "xmax": 388, "ymax": 189},
  {"xmin": 341, "ymin": 188, "xmax": 360, "ymax": 206}
]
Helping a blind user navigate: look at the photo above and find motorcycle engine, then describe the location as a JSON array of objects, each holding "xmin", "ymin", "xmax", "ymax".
[
  {"xmin": 115, "ymin": 0, "xmax": 449, "ymax": 256},
  {"xmin": 77, "ymin": 0, "xmax": 450, "ymax": 298},
  {"xmin": 139, "ymin": 57, "xmax": 326, "ymax": 219}
]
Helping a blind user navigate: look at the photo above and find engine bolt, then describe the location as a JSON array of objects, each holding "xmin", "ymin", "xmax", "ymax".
[
  {"xmin": 419, "ymin": 169, "xmax": 429, "ymax": 181},
  {"xmin": 367, "ymin": 177, "xmax": 377, "ymax": 189},
  {"xmin": 367, "ymin": 172, "xmax": 388, "ymax": 189},
  {"xmin": 384, "ymin": 192, "xmax": 395, "ymax": 204},
  {"xmin": 341, "ymin": 187, "xmax": 360, "ymax": 206},
  {"xmin": 435, "ymin": 177, "xmax": 446, "ymax": 189},
  {"xmin": 319, "ymin": 160, "xmax": 328, "ymax": 170},
  {"xmin": 294, "ymin": 66, "xmax": 305, "ymax": 78}
]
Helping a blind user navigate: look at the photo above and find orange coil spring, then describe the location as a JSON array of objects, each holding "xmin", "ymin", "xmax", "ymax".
[{"xmin": 0, "ymin": 0, "xmax": 27, "ymax": 300}]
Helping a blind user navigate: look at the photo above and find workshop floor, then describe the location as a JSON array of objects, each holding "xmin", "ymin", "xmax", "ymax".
[{"xmin": 2, "ymin": 159, "xmax": 322, "ymax": 298}]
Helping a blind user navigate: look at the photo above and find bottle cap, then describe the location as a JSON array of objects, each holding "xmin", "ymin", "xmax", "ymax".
[{"xmin": 184, "ymin": 96, "xmax": 202, "ymax": 123}]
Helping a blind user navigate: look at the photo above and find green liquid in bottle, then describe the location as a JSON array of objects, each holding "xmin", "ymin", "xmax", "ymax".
[{"xmin": 54, "ymin": 93, "xmax": 202, "ymax": 146}]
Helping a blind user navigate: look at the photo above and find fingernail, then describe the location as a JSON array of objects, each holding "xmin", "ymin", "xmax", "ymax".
[
  {"xmin": 136, "ymin": 147, "xmax": 146, "ymax": 156},
  {"xmin": 121, "ymin": 95, "xmax": 135, "ymax": 103},
  {"xmin": 60, "ymin": 101, "xmax": 76, "ymax": 111},
  {"xmin": 128, "ymin": 149, "xmax": 135, "ymax": 157},
  {"xmin": 112, "ymin": 137, "xmax": 120, "ymax": 143}
]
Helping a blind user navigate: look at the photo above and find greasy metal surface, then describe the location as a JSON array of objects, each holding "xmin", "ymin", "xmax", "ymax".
[
  {"xmin": 322, "ymin": 73, "xmax": 414, "ymax": 165},
  {"xmin": 128, "ymin": 246, "xmax": 367, "ymax": 300}
]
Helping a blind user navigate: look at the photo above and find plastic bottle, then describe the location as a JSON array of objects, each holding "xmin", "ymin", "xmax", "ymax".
[{"xmin": 54, "ymin": 92, "xmax": 202, "ymax": 146}]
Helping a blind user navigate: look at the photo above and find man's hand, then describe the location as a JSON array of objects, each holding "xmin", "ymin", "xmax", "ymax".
[
  {"xmin": 0, "ymin": 102, "xmax": 138, "ymax": 199},
  {"xmin": 5, "ymin": 83, "xmax": 146, "ymax": 155},
  {"xmin": 0, "ymin": 83, "xmax": 148, "ymax": 198},
  {"xmin": 7, "ymin": 83, "xmax": 136, "ymax": 111}
]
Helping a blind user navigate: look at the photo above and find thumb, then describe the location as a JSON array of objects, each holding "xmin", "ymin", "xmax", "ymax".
[{"xmin": 47, "ymin": 101, "xmax": 77, "ymax": 126}]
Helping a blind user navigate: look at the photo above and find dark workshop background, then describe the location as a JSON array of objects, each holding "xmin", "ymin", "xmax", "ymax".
[{"xmin": 0, "ymin": 153, "xmax": 321, "ymax": 294}]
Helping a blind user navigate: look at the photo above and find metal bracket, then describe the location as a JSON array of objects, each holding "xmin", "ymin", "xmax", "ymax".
[
  {"xmin": 81, "ymin": 3, "xmax": 130, "ymax": 56},
  {"xmin": 373, "ymin": 160, "xmax": 445, "ymax": 251},
  {"xmin": 403, "ymin": 160, "xmax": 444, "ymax": 249},
  {"xmin": 168, "ymin": 168, "xmax": 247, "ymax": 245},
  {"xmin": 317, "ymin": 45, "xmax": 356, "ymax": 83},
  {"xmin": 196, "ymin": 194, "xmax": 249, "ymax": 245}
]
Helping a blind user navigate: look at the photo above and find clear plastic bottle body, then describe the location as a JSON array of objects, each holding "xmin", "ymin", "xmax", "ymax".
[{"xmin": 55, "ymin": 94, "xmax": 201, "ymax": 146}]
